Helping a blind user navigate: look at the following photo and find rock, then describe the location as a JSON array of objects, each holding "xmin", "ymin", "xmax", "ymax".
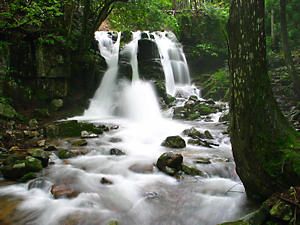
[
  {"xmin": 182, "ymin": 127, "xmax": 204, "ymax": 139},
  {"xmin": 44, "ymin": 145, "xmax": 58, "ymax": 151},
  {"xmin": 204, "ymin": 130, "xmax": 213, "ymax": 139},
  {"xmin": 19, "ymin": 172, "xmax": 37, "ymax": 183},
  {"xmin": 1, "ymin": 155, "xmax": 43, "ymax": 180},
  {"xmin": 156, "ymin": 152, "xmax": 183, "ymax": 175},
  {"xmin": 161, "ymin": 136, "xmax": 186, "ymax": 149},
  {"xmin": 81, "ymin": 131, "xmax": 98, "ymax": 138},
  {"xmin": 181, "ymin": 164, "xmax": 204, "ymax": 176},
  {"xmin": 28, "ymin": 119, "xmax": 38, "ymax": 129},
  {"xmin": 37, "ymin": 139, "xmax": 46, "ymax": 147},
  {"xmin": 70, "ymin": 139, "xmax": 88, "ymax": 146},
  {"xmin": 219, "ymin": 112, "xmax": 230, "ymax": 122},
  {"xmin": 269, "ymin": 200, "xmax": 293, "ymax": 221},
  {"xmin": 108, "ymin": 220, "xmax": 119, "ymax": 225},
  {"xmin": 129, "ymin": 163, "xmax": 154, "ymax": 174},
  {"xmin": 187, "ymin": 139, "xmax": 213, "ymax": 148},
  {"xmin": 28, "ymin": 148, "xmax": 50, "ymax": 167},
  {"xmin": 0, "ymin": 102, "xmax": 18, "ymax": 119},
  {"xmin": 50, "ymin": 99, "xmax": 63, "ymax": 111},
  {"xmin": 110, "ymin": 148, "xmax": 125, "ymax": 156},
  {"xmin": 109, "ymin": 137, "xmax": 122, "ymax": 143},
  {"xmin": 100, "ymin": 177, "xmax": 113, "ymax": 185},
  {"xmin": 51, "ymin": 184, "xmax": 79, "ymax": 199},
  {"xmin": 57, "ymin": 149, "xmax": 75, "ymax": 159},
  {"xmin": 33, "ymin": 108, "xmax": 50, "ymax": 118},
  {"xmin": 24, "ymin": 130, "xmax": 40, "ymax": 138},
  {"xmin": 28, "ymin": 177, "xmax": 53, "ymax": 191},
  {"xmin": 194, "ymin": 157, "xmax": 211, "ymax": 164},
  {"xmin": 188, "ymin": 95, "xmax": 198, "ymax": 102},
  {"xmin": 193, "ymin": 103, "xmax": 217, "ymax": 115},
  {"xmin": 45, "ymin": 120, "xmax": 106, "ymax": 138},
  {"xmin": 204, "ymin": 99, "xmax": 216, "ymax": 105},
  {"xmin": 218, "ymin": 221, "xmax": 249, "ymax": 225},
  {"xmin": 9, "ymin": 146, "xmax": 21, "ymax": 152}
]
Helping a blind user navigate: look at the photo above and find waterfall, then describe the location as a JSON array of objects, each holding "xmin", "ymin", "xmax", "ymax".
[
  {"xmin": 83, "ymin": 30, "xmax": 192, "ymax": 119},
  {"xmin": 83, "ymin": 31, "xmax": 121, "ymax": 118},
  {"xmin": 153, "ymin": 31, "xmax": 191, "ymax": 96}
]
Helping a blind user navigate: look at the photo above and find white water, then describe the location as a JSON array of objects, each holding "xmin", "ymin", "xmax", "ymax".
[
  {"xmin": 0, "ymin": 31, "xmax": 249, "ymax": 225},
  {"xmin": 154, "ymin": 31, "xmax": 191, "ymax": 96},
  {"xmin": 83, "ymin": 31, "xmax": 121, "ymax": 118}
]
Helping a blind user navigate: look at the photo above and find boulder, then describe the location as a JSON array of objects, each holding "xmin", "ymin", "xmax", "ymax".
[
  {"xmin": 109, "ymin": 137, "xmax": 122, "ymax": 143},
  {"xmin": 100, "ymin": 177, "xmax": 113, "ymax": 185},
  {"xmin": 182, "ymin": 127, "xmax": 204, "ymax": 139},
  {"xmin": 204, "ymin": 130, "xmax": 213, "ymax": 139},
  {"xmin": 219, "ymin": 112, "xmax": 230, "ymax": 122},
  {"xmin": 181, "ymin": 164, "xmax": 204, "ymax": 176},
  {"xmin": 44, "ymin": 120, "xmax": 107, "ymax": 138},
  {"xmin": 28, "ymin": 148, "xmax": 50, "ymax": 167},
  {"xmin": 0, "ymin": 102, "xmax": 18, "ymax": 119},
  {"xmin": 110, "ymin": 148, "xmax": 125, "ymax": 156},
  {"xmin": 187, "ymin": 139, "xmax": 213, "ymax": 148},
  {"xmin": 156, "ymin": 152, "xmax": 183, "ymax": 175},
  {"xmin": 81, "ymin": 131, "xmax": 98, "ymax": 138},
  {"xmin": 129, "ymin": 163, "xmax": 154, "ymax": 174},
  {"xmin": 57, "ymin": 149, "xmax": 75, "ymax": 159},
  {"xmin": 51, "ymin": 184, "xmax": 79, "ymax": 199},
  {"xmin": 28, "ymin": 177, "xmax": 53, "ymax": 191},
  {"xmin": 28, "ymin": 119, "xmax": 39, "ymax": 129},
  {"xmin": 161, "ymin": 136, "xmax": 186, "ymax": 149},
  {"xmin": 70, "ymin": 139, "xmax": 88, "ymax": 147},
  {"xmin": 50, "ymin": 99, "xmax": 63, "ymax": 111},
  {"xmin": 0, "ymin": 155, "xmax": 43, "ymax": 180}
]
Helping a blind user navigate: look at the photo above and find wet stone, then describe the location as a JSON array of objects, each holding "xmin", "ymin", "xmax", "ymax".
[
  {"xmin": 51, "ymin": 184, "xmax": 79, "ymax": 199},
  {"xmin": 100, "ymin": 177, "xmax": 113, "ymax": 185},
  {"xmin": 110, "ymin": 148, "xmax": 125, "ymax": 156},
  {"xmin": 161, "ymin": 135, "xmax": 186, "ymax": 149}
]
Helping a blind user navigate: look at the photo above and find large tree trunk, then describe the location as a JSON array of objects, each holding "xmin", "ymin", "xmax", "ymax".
[
  {"xmin": 280, "ymin": 0, "xmax": 300, "ymax": 100},
  {"xmin": 228, "ymin": 0, "xmax": 299, "ymax": 200}
]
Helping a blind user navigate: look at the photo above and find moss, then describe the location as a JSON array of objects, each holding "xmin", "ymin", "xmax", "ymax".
[
  {"xmin": 45, "ymin": 120, "xmax": 106, "ymax": 138},
  {"xmin": 57, "ymin": 149, "xmax": 74, "ymax": 159}
]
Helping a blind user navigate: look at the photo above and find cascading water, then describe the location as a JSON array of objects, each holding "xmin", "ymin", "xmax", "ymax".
[
  {"xmin": 0, "ymin": 31, "xmax": 249, "ymax": 225},
  {"xmin": 83, "ymin": 31, "xmax": 121, "ymax": 118},
  {"xmin": 154, "ymin": 31, "xmax": 191, "ymax": 96}
]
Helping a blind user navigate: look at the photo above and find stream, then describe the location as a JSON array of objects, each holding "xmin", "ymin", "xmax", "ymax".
[{"xmin": 0, "ymin": 31, "xmax": 249, "ymax": 225}]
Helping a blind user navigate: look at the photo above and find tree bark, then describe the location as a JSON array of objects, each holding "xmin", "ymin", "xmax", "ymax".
[
  {"xmin": 228, "ymin": 0, "xmax": 299, "ymax": 201},
  {"xmin": 280, "ymin": 0, "xmax": 300, "ymax": 100}
]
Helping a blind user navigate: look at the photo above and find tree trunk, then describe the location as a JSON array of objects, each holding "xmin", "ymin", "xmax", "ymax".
[
  {"xmin": 228, "ymin": 0, "xmax": 300, "ymax": 201},
  {"xmin": 280, "ymin": 0, "xmax": 300, "ymax": 99}
]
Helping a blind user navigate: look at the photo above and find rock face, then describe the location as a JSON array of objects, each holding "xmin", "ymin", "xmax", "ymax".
[
  {"xmin": 161, "ymin": 136, "xmax": 186, "ymax": 149},
  {"xmin": 156, "ymin": 152, "xmax": 183, "ymax": 175}
]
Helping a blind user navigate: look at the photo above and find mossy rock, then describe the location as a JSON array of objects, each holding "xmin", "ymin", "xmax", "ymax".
[
  {"xmin": 70, "ymin": 139, "xmax": 88, "ymax": 147},
  {"xmin": 193, "ymin": 103, "xmax": 217, "ymax": 115},
  {"xmin": 19, "ymin": 172, "xmax": 37, "ymax": 183},
  {"xmin": 161, "ymin": 136, "xmax": 186, "ymax": 149},
  {"xmin": 156, "ymin": 152, "xmax": 183, "ymax": 175},
  {"xmin": 269, "ymin": 200, "xmax": 293, "ymax": 221},
  {"xmin": 183, "ymin": 127, "xmax": 204, "ymax": 139},
  {"xmin": 57, "ymin": 149, "xmax": 75, "ymax": 159},
  {"xmin": 218, "ymin": 221, "xmax": 249, "ymax": 225},
  {"xmin": 0, "ymin": 102, "xmax": 18, "ymax": 119},
  {"xmin": 0, "ymin": 155, "xmax": 43, "ymax": 180},
  {"xmin": 181, "ymin": 164, "xmax": 204, "ymax": 176},
  {"xmin": 28, "ymin": 148, "xmax": 50, "ymax": 167},
  {"xmin": 45, "ymin": 120, "xmax": 107, "ymax": 138}
]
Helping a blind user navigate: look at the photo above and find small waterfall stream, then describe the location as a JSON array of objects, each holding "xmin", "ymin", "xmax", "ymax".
[{"xmin": 0, "ymin": 31, "xmax": 249, "ymax": 225}]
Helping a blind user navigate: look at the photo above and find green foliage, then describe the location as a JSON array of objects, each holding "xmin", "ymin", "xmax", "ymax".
[
  {"xmin": 202, "ymin": 69, "xmax": 230, "ymax": 100},
  {"xmin": 176, "ymin": 1, "xmax": 229, "ymax": 58},
  {"xmin": 265, "ymin": 0, "xmax": 300, "ymax": 51},
  {"xmin": 109, "ymin": 0, "xmax": 179, "ymax": 32},
  {"xmin": 0, "ymin": 0, "xmax": 63, "ymax": 30}
]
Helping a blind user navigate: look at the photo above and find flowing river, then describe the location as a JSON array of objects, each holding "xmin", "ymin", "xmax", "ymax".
[{"xmin": 0, "ymin": 31, "xmax": 249, "ymax": 225}]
